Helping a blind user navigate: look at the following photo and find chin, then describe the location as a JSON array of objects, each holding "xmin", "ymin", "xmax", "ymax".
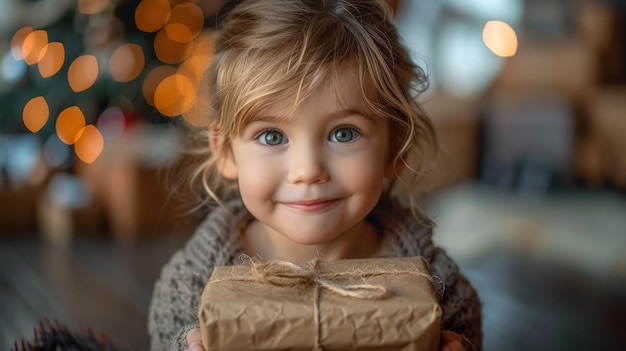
[
  {"xmin": 289, "ymin": 237, "xmax": 326, "ymax": 246},
  {"xmin": 286, "ymin": 234, "xmax": 334, "ymax": 246}
]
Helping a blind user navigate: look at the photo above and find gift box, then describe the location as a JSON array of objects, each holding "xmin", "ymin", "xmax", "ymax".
[{"xmin": 198, "ymin": 256, "xmax": 442, "ymax": 351}]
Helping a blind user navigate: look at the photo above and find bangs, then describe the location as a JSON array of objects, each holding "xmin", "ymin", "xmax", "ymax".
[
  {"xmin": 214, "ymin": 49, "xmax": 341, "ymax": 136},
  {"xmin": 209, "ymin": 1, "xmax": 395, "ymax": 139},
  {"xmin": 215, "ymin": 52, "xmax": 383, "ymax": 139}
]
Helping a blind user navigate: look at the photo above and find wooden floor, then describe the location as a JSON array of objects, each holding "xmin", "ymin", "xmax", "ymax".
[
  {"xmin": 1, "ymin": 233, "xmax": 625, "ymax": 351},
  {"xmin": 0, "ymin": 233, "xmax": 188, "ymax": 350}
]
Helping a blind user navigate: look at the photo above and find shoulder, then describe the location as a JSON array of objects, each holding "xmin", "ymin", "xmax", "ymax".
[
  {"xmin": 160, "ymin": 199, "xmax": 253, "ymax": 279},
  {"xmin": 372, "ymin": 197, "xmax": 435, "ymax": 258},
  {"xmin": 191, "ymin": 199, "xmax": 251, "ymax": 251}
]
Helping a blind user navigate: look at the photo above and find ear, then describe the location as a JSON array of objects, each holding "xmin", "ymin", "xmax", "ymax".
[{"xmin": 209, "ymin": 122, "xmax": 238, "ymax": 179}]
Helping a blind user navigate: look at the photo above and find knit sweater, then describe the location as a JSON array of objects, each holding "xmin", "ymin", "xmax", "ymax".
[{"xmin": 148, "ymin": 198, "xmax": 482, "ymax": 351}]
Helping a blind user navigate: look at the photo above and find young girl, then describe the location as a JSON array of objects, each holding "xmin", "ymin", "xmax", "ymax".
[{"xmin": 148, "ymin": 0, "xmax": 482, "ymax": 350}]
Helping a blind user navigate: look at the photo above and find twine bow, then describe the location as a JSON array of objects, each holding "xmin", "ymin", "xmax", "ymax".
[{"xmin": 250, "ymin": 258, "xmax": 392, "ymax": 300}]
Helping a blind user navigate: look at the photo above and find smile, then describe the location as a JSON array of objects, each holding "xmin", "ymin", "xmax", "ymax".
[{"xmin": 281, "ymin": 199, "xmax": 340, "ymax": 212}]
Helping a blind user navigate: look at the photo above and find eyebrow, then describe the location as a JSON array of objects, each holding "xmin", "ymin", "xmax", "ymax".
[
  {"xmin": 248, "ymin": 115, "xmax": 281, "ymax": 123},
  {"xmin": 331, "ymin": 108, "xmax": 378, "ymax": 124},
  {"xmin": 251, "ymin": 108, "xmax": 374, "ymax": 123}
]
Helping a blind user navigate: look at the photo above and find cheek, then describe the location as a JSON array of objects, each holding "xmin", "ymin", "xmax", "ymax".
[
  {"xmin": 336, "ymin": 154, "xmax": 386, "ymax": 190},
  {"xmin": 235, "ymin": 157, "xmax": 280, "ymax": 201}
]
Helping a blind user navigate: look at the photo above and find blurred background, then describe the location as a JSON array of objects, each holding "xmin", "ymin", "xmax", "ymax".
[{"xmin": 1, "ymin": 0, "xmax": 625, "ymax": 350}]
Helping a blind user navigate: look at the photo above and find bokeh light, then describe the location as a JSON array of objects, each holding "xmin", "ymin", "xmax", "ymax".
[
  {"xmin": 96, "ymin": 106, "xmax": 126, "ymax": 141},
  {"xmin": 164, "ymin": 23, "xmax": 194, "ymax": 44},
  {"xmin": 142, "ymin": 65, "xmax": 177, "ymax": 106},
  {"xmin": 178, "ymin": 31, "xmax": 214, "ymax": 85},
  {"xmin": 438, "ymin": 22, "xmax": 502, "ymax": 97},
  {"xmin": 3, "ymin": 135, "xmax": 42, "ymax": 187},
  {"xmin": 1, "ymin": 51, "xmax": 27, "ymax": 83},
  {"xmin": 178, "ymin": 32, "xmax": 215, "ymax": 127},
  {"xmin": 165, "ymin": 3, "xmax": 204, "ymax": 43},
  {"xmin": 10, "ymin": 27, "xmax": 34, "ymax": 61},
  {"xmin": 135, "ymin": 0, "xmax": 171, "ymax": 33},
  {"xmin": 154, "ymin": 27, "xmax": 192, "ymax": 64},
  {"xmin": 56, "ymin": 106, "xmax": 86, "ymax": 145},
  {"xmin": 48, "ymin": 173, "xmax": 92, "ymax": 208},
  {"xmin": 154, "ymin": 73, "xmax": 196, "ymax": 117},
  {"xmin": 78, "ymin": 0, "xmax": 110, "ymax": 15},
  {"xmin": 37, "ymin": 42, "xmax": 65, "ymax": 78},
  {"xmin": 483, "ymin": 20, "xmax": 518, "ymax": 58},
  {"xmin": 181, "ymin": 89, "xmax": 209, "ymax": 127},
  {"xmin": 109, "ymin": 43, "xmax": 145, "ymax": 82},
  {"xmin": 68, "ymin": 55, "xmax": 99, "ymax": 92},
  {"xmin": 43, "ymin": 134, "xmax": 71, "ymax": 168},
  {"xmin": 22, "ymin": 30, "xmax": 49, "ymax": 65},
  {"xmin": 74, "ymin": 125, "xmax": 104, "ymax": 164},
  {"xmin": 22, "ymin": 96, "xmax": 50, "ymax": 133}
]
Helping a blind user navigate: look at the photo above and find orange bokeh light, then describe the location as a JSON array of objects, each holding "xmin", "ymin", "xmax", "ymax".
[
  {"xmin": 154, "ymin": 73, "xmax": 196, "ymax": 117},
  {"xmin": 166, "ymin": 3, "xmax": 203, "ymax": 42},
  {"xmin": 23, "ymin": 96, "xmax": 49, "ymax": 133},
  {"xmin": 135, "ymin": 0, "xmax": 171, "ymax": 33},
  {"xmin": 154, "ymin": 27, "xmax": 192, "ymax": 64},
  {"xmin": 109, "ymin": 43, "xmax": 145, "ymax": 82},
  {"xmin": 177, "ymin": 55, "xmax": 206, "ymax": 87},
  {"xmin": 11, "ymin": 27, "xmax": 33, "ymax": 61},
  {"xmin": 38, "ymin": 42, "xmax": 65, "ymax": 78},
  {"xmin": 178, "ymin": 32, "xmax": 215, "ymax": 85},
  {"xmin": 22, "ymin": 30, "xmax": 49, "ymax": 65},
  {"xmin": 178, "ymin": 32, "xmax": 215, "ymax": 127},
  {"xmin": 56, "ymin": 106, "xmax": 86, "ymax": 145},
  {"xmin": 483, "ymin": 20, "xmax": 518, "ymax": 58},
  {"xmin": 191, "ymin": 32, "xmax": 215, "ymax": 58},
  {"xmin": 181, "ymin": 91, "xmax": 210, "ymax": 127},
  {"xmin": 74, "ymin": 125, "xmax": 104, "ymax": 164},
  {"xmin": 78, "ymin": 0, "xmax": 110, "ymax": 14},
  {"xmin": 164, "ymin": 23, "xmax": 194, "ymax": 44},
  {"xmin": 142, "ymin": 65, "xmax": 177, "ymax": 106},
  {"xmin": 68, "ymin": 55, "xmax": 99, "ymax": 92}
]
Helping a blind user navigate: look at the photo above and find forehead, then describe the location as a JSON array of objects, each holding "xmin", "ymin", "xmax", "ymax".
[{"xmin": 255, "ymin": 66, "xmax": 371, "ymax": 120}]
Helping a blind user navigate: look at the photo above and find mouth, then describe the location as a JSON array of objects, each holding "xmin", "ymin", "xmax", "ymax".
[{"xmin": 281, "ymin": 199, "xmax": 340, "ymax": 212}]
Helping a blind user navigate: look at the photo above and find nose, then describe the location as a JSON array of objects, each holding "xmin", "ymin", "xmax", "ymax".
[{"xmin": 286, "ymin": 143, "xmax": 330, "ymax": 185}]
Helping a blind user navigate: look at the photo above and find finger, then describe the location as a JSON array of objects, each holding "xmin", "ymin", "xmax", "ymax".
[
  {"xmin": 453, "ymin": 340, "xmax": 465, "ymax": 351},
  {"xmin": 187, "ymin": 329, "xmax": 204, "ymax": 351},
  {"xmin": 441, "ymin": 340, "xmax": 465, "ymax": 351},
  {"xmin": 440, "ymin": 331, "xmax": 465, "ymax": 351},
  {"xmin": 443, "ymin": 340, "xmax": 465, "ymax": 351}
]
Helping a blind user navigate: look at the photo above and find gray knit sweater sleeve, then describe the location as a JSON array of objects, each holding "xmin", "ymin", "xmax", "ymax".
[
  {"xmin": 427, "ymin": 245, "xmax": 482, "ymax": 351},
  {"xmin": 148, "ymin": 202, "xmax": 248, "ymax": 351}
]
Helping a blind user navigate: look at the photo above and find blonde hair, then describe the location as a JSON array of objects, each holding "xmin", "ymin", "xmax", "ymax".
[{"xmin": 185, "ymin": 0, "xmax": 436, "ymax": 223}]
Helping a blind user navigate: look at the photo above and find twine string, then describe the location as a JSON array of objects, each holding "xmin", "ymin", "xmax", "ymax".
[
  {"xmin": 251, "ymin": 259, "xmax": 392, "ymax": 300},
  {"xmin": 250, "ymin": 258, "xmax": 392, "ymax": 351}
]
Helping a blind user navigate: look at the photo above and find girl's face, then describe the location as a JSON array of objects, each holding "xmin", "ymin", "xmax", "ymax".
[{"xmin": 221, "ymin": 70, "xmax": 391, "ymax": 255}]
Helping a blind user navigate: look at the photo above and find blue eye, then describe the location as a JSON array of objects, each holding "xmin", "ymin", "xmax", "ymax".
[
  {"xmin": 330, "ymin": 127, "xmax": 359, "ymax": 143},
  {"xmin": 258, "ymin": 130, "xmax": 287, "ymax": 145}
]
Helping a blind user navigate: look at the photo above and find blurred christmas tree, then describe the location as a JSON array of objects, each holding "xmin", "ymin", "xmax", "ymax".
[{"xmin": 0, "ymin": 0, "xmax": 237, "ymax": 166}]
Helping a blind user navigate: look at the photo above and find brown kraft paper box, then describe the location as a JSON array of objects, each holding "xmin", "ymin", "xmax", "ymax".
[{"xmin": 198, "ymin": 256, "xmax": 442, "ymax": 350}]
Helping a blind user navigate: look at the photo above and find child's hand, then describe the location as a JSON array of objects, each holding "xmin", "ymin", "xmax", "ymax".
[
  {"xmin": 186, "ymin": 328, "xmax": 205, "ymax": 351},
  {"xmin": 440, "ymin": 330, "xmax": 466, "ymax": 351}
]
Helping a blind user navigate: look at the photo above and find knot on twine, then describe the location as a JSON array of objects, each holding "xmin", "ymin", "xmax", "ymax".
[{"xmin": 249, "ymin": 258, "xmax": 391, "ymax": 300}]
